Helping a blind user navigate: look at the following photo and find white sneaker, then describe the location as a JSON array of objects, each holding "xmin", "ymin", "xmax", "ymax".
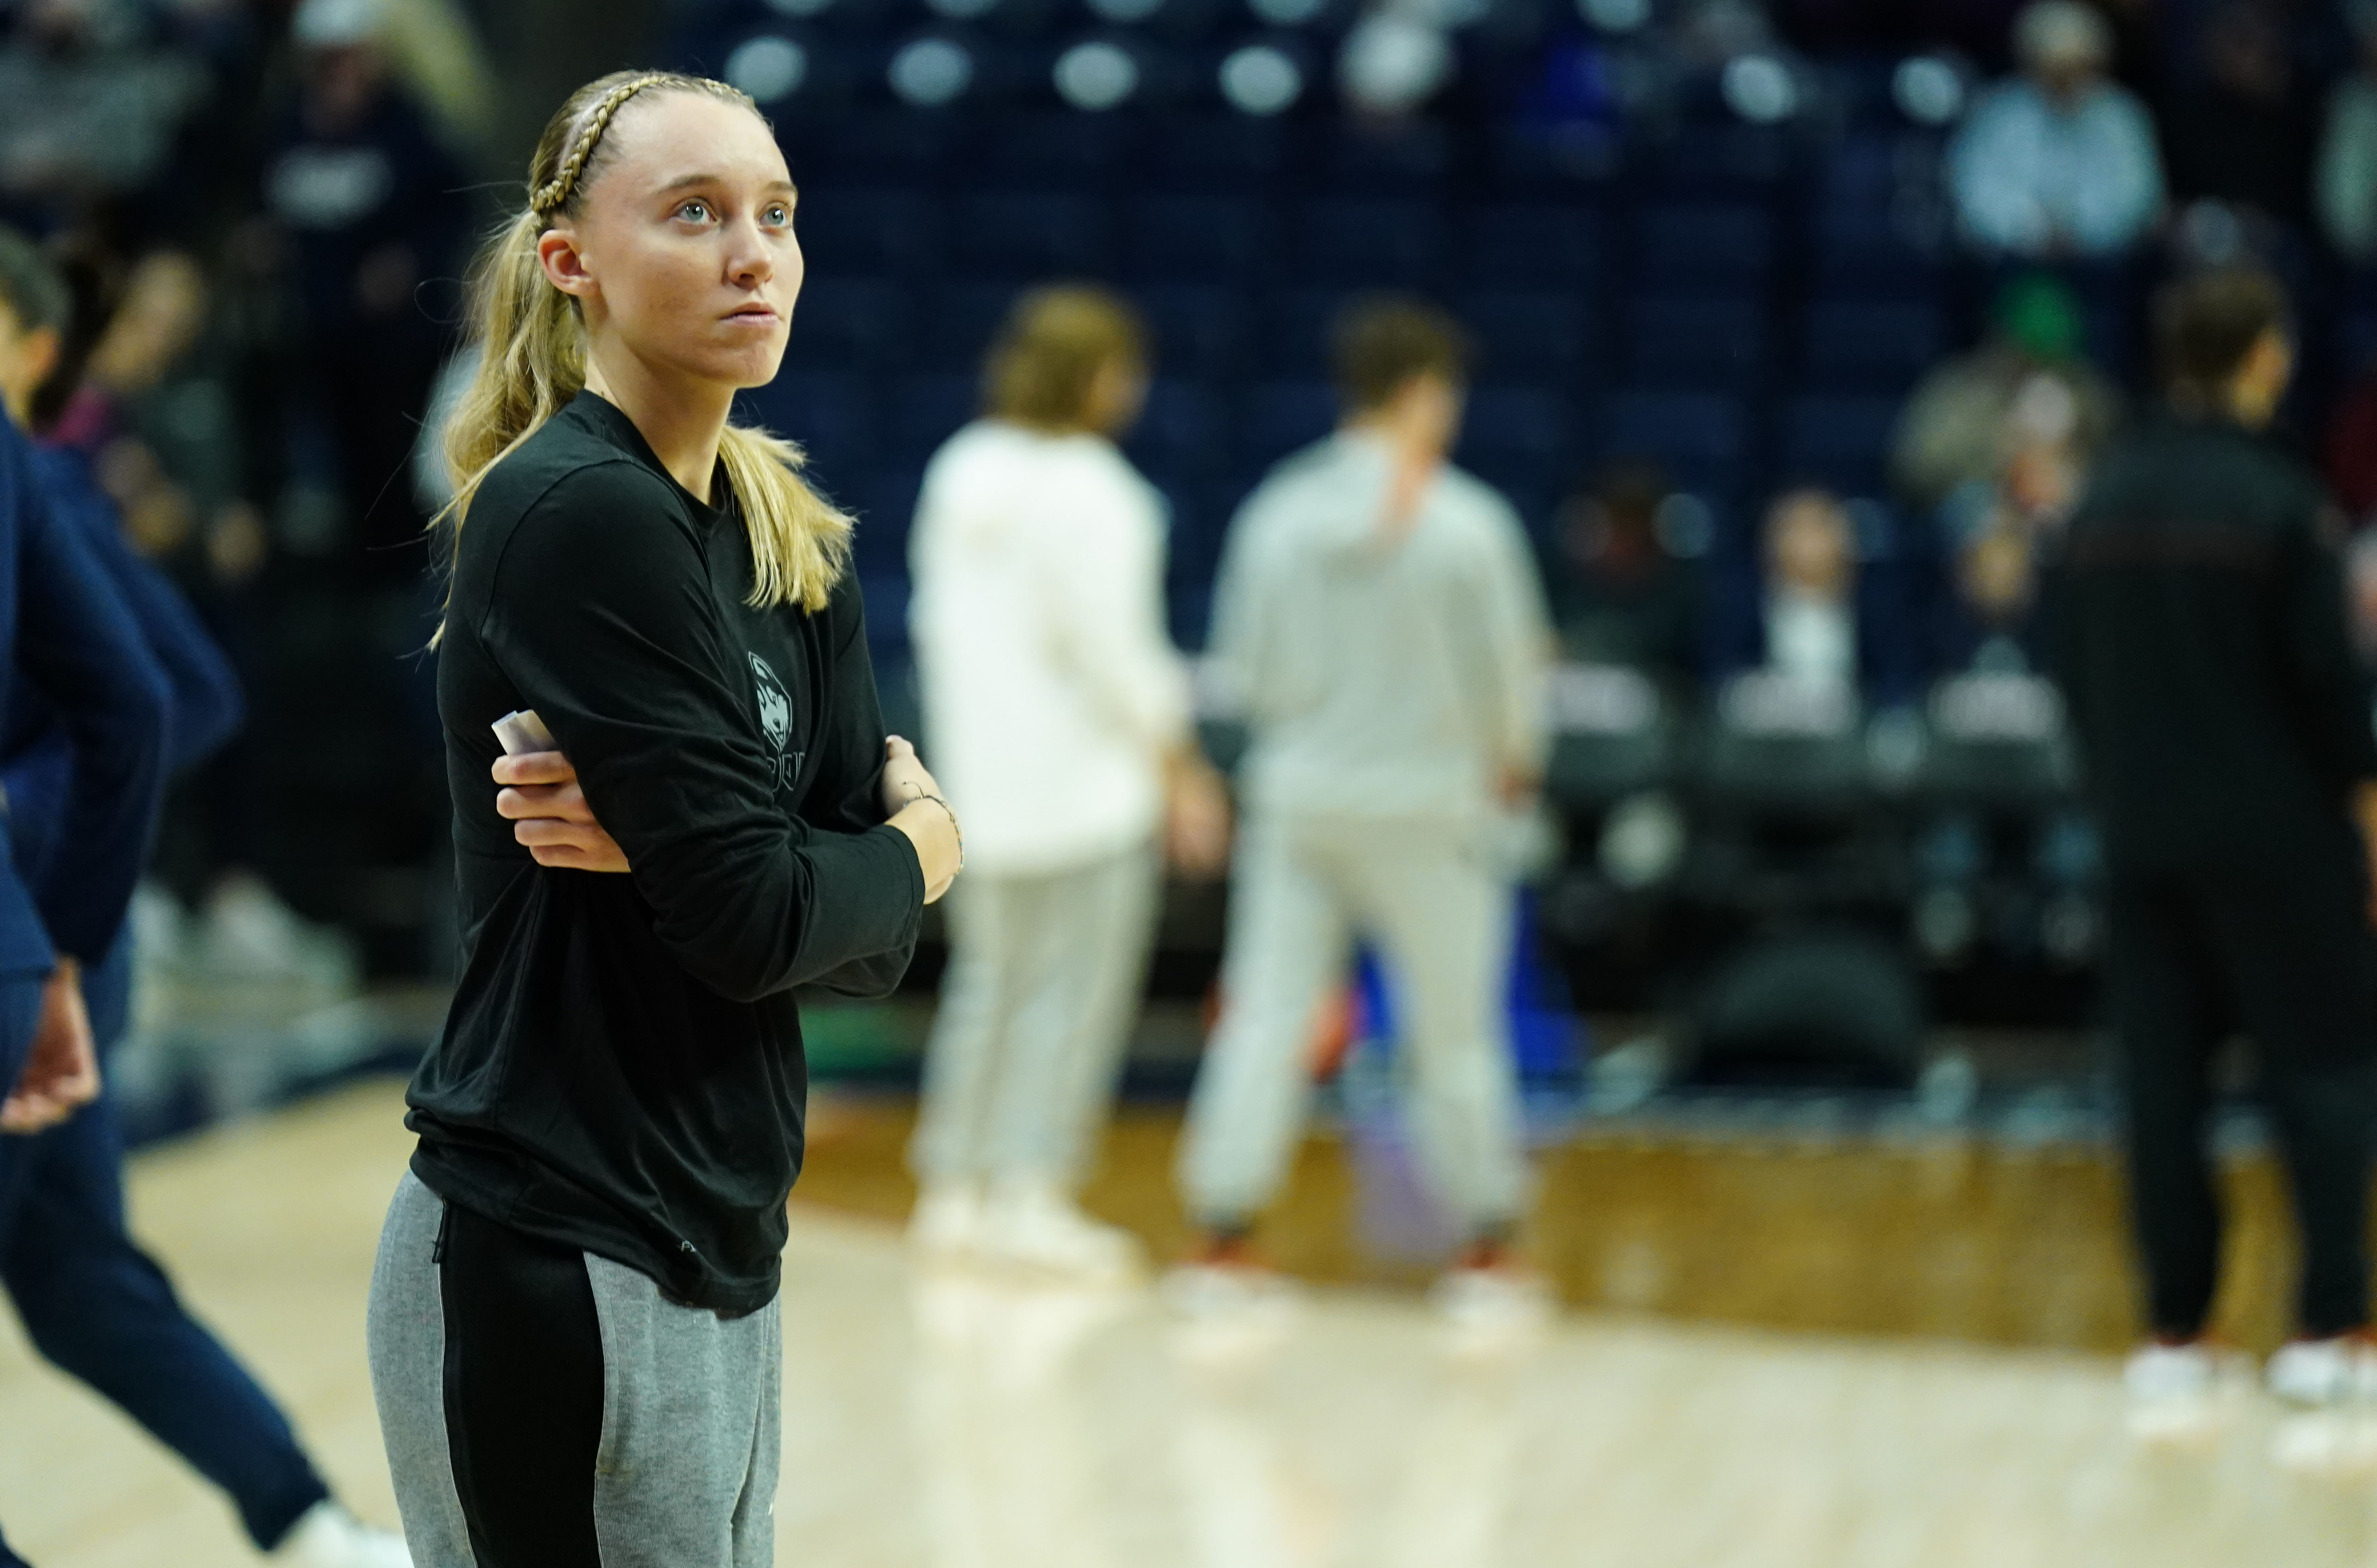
[
  {"xmin": 200, "ymin": 874, "xmax": 359, "ymax": 990},
  {"xmin": 1431, "ymin": 1262, "xmax": 1555, "ymax": 1344},
  {"xmin": 2267, "ymin": 1335, "xmax": 2377, "ymax": 1408},
  {"xmin": 2124, "ymin": 1340, "xmax": 2222, "ymax": 1442},
  {"xmin": 273, "ymin": 1501, "xmax": 410, "ymax": 1568},
  {"xmin": 908, "ymin": 1180, "xmax": 986, "ymax": 1262},
  {"xmin": 978, "ymin": 1179, "xmax": 1144, "ymax": 1286}
]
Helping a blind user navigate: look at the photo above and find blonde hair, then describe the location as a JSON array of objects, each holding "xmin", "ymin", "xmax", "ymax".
[
  {"xmin": 437, "ymin": 69, "xmax": 850, "ymax": 625},
  {"xmin": 981, "ymin": 285, "xmax": 1148, "ymax": 433}
]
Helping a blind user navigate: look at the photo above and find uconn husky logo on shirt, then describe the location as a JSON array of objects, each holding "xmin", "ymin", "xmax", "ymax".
[{"xmin": 749, "ymin": 653, "xmax": 795, "ymax": 788}]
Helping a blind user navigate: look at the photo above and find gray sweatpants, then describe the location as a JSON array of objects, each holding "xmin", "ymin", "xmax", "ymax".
[
  {"xmin": 1176, "ymin": 812, "xmax": 1530, "ymax": 1232},
  {"xmin": 910, "ymin": 844, "xmax": 1160, "ymax": 1190},
  {"xmin": 366, "ymin": 1171, "xmax": 781, "ymax": 1567}
]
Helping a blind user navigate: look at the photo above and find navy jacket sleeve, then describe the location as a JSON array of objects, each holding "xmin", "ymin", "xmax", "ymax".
[
  {"xmin": 12, "ymin": 447, "xmax": 170, "ymax": 964},
  {"xmin": 41, "ymin": 450, "xmax": 243, "ymax": 771},
  {"xmin": 480, "ymin": 466, "xmax": 923, "ymax": 1005}
]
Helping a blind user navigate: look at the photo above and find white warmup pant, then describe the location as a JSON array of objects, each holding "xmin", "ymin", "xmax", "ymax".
[
  {"xmin": 1176, "ymin": 811, "xmax": 1530, "ymax": 1232},
  {"xmin": 910, "ymin": 843, "xmax": 1161, "ymax": 1190}
]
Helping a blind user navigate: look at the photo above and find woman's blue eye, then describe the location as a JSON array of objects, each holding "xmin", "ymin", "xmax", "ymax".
[
  {"xmin": 765, "ymin": 205, "xmax": 791, "ymax": 226},
  {"xmin": 678, "ymin": 200, "xmax": 710, "ymax": 221}
]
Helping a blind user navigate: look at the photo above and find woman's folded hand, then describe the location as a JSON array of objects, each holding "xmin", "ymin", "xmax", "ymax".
[{"xmin": 494, "ymin": 750, "xmax": 632, "ymax": 873}]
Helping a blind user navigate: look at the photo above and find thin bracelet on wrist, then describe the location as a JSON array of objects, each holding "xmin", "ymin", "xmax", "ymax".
[{"xmin": 902, "ymin": 790, "xmax": 963, "ymax": 875}]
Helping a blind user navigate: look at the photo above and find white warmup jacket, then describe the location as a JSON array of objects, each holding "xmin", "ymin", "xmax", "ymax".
[{"xmin": 908, "ymin": 420, "xmax": 1192, "ymax": 875}]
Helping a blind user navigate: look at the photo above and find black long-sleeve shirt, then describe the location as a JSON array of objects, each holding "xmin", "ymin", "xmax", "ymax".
[
  {"xmin": 410, "ymin": 391, "xmax": 923, "ymax": 1313},
  {"xmin": 2049, "ymin": 410, "xmax": 2377, "ymax": 872}
]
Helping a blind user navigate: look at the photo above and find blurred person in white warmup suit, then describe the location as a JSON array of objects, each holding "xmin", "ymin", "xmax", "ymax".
[
  {"xmin": 907, "ymin": 285, "xmax": 1230, "ymax": 1282},
  {"xmin": 1168, "ymin": 296, "xmax": 1556, "ymax": 1332}
]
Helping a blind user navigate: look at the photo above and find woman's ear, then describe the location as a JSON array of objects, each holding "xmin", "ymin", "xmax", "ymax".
[{"xmin": 537, "ymin": 225, "xmax": 595, "ymax": 300}]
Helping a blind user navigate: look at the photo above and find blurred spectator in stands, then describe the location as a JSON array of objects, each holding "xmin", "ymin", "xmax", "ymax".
[
  {"xmin": 1892, "ymin": 272, "xmax": 2118, "ymax": 520},
  {"xmin": 1707, "ymin": 486, "xmax": 1926, "ymax": 704},
  {"xmin": 2163, "ymin": 1, "xmax": 2316, "ymax": 234},
  {"xmin": 1547, "ymin": 458, "xmax": 1702, "ymax": 688},
  {"xmin": 2346, "ymin": 528, "xmax": 2377, "ymax": 665},
  {"xmin": 1751, "ymin": 488, "xmax": 1859, "ymax": 689},
  {"xmin": 265, "ymin": 0, "xmax": 464, "ymax": 579},
  {"xmin": 2318, "ymin": 2, "xmax": 2377, "ymax": 262},
  {"xmin": 1941, "ymin": 519, "xmax": 2040, "ymax": 674},
  {"xmin": 2328, "ymin": 352, "xmax": 2377, "ymax": 527},
  {"xmin": 1947, "ymin": 0, "xmax": 2163, "ymax": 260},
  {"xmin": 0, "ymin": 0, "xmax": 207, "ymax": 225}
]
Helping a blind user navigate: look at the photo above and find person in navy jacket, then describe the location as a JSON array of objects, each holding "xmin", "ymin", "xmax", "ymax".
[{"xmin": 0, "ymin": 231, "xmax": 408, "ymax": 1567}]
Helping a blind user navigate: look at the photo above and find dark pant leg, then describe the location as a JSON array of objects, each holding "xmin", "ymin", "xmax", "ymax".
[
  {"xmin": 2197, "ymin": 853, "xmax": 2377, "ymax": 1338},
  {"xmin": 2104, "ymin": 872, "xmax": 2228, "ymax": 1338},
  {"xmin": 437, "ymin": 1202, "xmax": 606, "ymax": 1568},
  {"xmin": 0, "ymin": 1091, "xmax": 330, "ymax": 1549},
  {"xmin": 0, "ymin": 973, "xmax": 49, "ymax": 1567}
]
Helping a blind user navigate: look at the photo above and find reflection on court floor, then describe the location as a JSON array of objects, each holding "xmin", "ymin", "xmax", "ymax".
[{"xmin": 5, "ymin": 1080, "xmax": 2377, "ymax": 1568}]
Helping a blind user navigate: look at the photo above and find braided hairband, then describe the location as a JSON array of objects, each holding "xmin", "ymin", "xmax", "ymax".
[{"xmin": 531, "ymin": 73, "xmax": 671, "ymax": 219}]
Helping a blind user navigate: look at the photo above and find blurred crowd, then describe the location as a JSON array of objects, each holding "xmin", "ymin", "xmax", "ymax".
[{"xmin": 9, "ymin": 0, "xmax": 2377, "ymax": 1008}]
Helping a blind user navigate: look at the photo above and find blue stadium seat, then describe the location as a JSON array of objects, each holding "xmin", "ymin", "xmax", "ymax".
[
  {"xmin": 1319, "ymin": 122, "xmax": 1452, "ymax": 193},
  {"xmin": 887, "ymin": 373, "xmax": 981, "ymax": 468},
  {"xmin": 1620, "ymin": 295, "xmax": 1768, "ymax": 393},
  {"xmin": 793, "ymin": 110, "xmax": 958, "ymax": 185},
  {"xmin": 977, "ymin": 110, "xmax": 1140, "ymax": 187},
  {"xmin": 1799, "ymin": 299, "xmax": 1945, "ymax": 393},
  {"xmin": 736, "ymin": 369, "xmax": 881, "ymax": 477},
  {"xmin": 784, "ymin": 276, "xmax": 915, "ymax": 374},
  {"xmin": 1632, "ymin": 203, "xmax": 1775, "ymax": 293},
  {"xmin": 1456, "ymin": 290, "xmax": 1600, "ymax": 387},
  {"xmin": 1126, "ymin": 379, "xmax": 1226, "ymax": 489},
  {"xmin": 849, "ymin": 468, "xmax": 925, "ymax": 580},
  {"xmin": 1459, "ymin": 384, "xmax": 1574, "ymax": 520},
  {"xmin": 796, "ymin": 188, "xmax": 943, "ymax": 277},
  {"xmin": 1146, "ymin": 112, "xmax": 1299, "ymax": 191},
  {"xmin": 1137, "ymin": 284, "xmax": 1248, "ymax": 381},
  {"xmin": 1595, "ymin": 390, "xmax": 1752, "ymax": 497},
  {"xmin": 948, "ymin": 189, "xmax": 1112, "ymax": 277},
  {"xmin": 1808, "ymin": 206, "xmax": 1945, "ymax": 303},
  {"xmin": 1776, "ymin": 394, "xmax": 1904, "ymax": 496},
  {"xmin": 1288, "ymin": 198, "xmax": 1446, "ymax": 288},
  {"xmin": 1121, "ymin": 195, "xmax": 1273, "ymax": 283},
  {"xmin": 1236, "ymin": 381, "xmax": 1337, "ymax": 472},
  {"xmin": 1252, "ymin": 288, "xmax": 1346, "ymax": 378},
  {"xmin": 1640, "ymin": 125, "xmax": 1792, "ymax": 198},
  {"xmin": 1487, "ymin": 124, "xmax": 1626, "ymax": 197},
  {"xmin": 1463, "ymin": 202, "xmax": 1602, "ymax": 290},
  {"xmin": 917, "ymin": 281, "xmax": 1019, "ymax": 372}
]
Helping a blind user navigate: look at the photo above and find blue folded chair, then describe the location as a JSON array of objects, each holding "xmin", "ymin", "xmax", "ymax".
[
  {"xmin": 948, "ymin": 188, "xmax": 1112, "ymax": 278},
  {"xmin": 794, "ymin": 186, "xmax": 943, "ymax": 276},
  {"xmin": 1122, "ymin": 194, "xmax": 1273, "ymax": 283},
  {"xmin": 737, "ymin": 369, "xmax": 882, "ymax": 478},
  {"xmin": 1775, "ymin": 393, "xmax": 1905, "ymax": 498},
  {"xmin": 1799, "ymin": 299, "xmax": 1945, "ymax": 394},
  {"xmin": 1632, "ymin": 202, "xmax": 1775, "ymax": 293},
  {"xmin": 1288, "ymin": 197, "xmax": 1446, "ymax": 289},
  {"xmin": 1620, "ymin": 294, "xmax": 1768, "ymax": 393},
  {"xmin": 1595, "ymin": 389, "xmax": 1753, "ymax": 498},
  {"xmin": 784, "ymin": 276, "xmax": 915, "ymax": 375},
  {"xmin": 1462, "ymin": 202, "xmax": 1603, "ymax": 290},
  {"xmin": 1456, "ymin": 289, "xmax": 1601, "ymax": 387},
  {"xmin": 1137, "ymin": 284, "xmax": 1249, "ymax": 381}
]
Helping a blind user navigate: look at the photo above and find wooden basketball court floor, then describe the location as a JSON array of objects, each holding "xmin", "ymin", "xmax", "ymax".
[{"xmin": 8, "ymin": 1077, "xmax": 2377, "ymax": 1567}]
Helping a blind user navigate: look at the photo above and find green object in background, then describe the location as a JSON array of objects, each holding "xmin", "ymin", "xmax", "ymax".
[
  {"xmin": 1994, "ymin": 272, "xmax": 2085, "ymax": 364},
  {"xmin": 798, "ymin": 999, "xmax": 932, "ymax": 1079}
]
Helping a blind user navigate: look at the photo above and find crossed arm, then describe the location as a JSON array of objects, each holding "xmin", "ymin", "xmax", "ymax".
[{"xmin": 494, "ymin": 733, "xmax": 962, "ymax": 903}]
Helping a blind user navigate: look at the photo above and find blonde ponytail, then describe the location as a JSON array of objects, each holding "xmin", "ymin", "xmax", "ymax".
[{"xmin": 435, "ymin": 70, "xmax": 850, "ymax": 633}]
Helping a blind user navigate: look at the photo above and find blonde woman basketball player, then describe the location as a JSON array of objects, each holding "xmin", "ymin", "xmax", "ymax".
[{"xmin": 364, "ymin": 72, "xmax": 960, "ymax": 1565}]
